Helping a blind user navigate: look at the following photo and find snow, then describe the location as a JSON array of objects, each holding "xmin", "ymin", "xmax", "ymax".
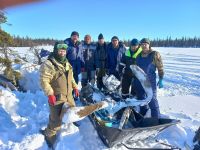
[{"xmin": 0, "ymin": 47, "xmax": 200, "ymax": 150}]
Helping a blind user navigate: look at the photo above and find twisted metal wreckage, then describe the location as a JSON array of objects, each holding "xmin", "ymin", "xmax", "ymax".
[{"xmin": 61, "ymin": 65, "xmax": 181, "ymax": 150}]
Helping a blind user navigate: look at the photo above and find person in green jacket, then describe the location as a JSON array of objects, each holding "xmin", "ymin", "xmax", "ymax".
[
  {"xmin": 119, "ymin": 38, "xmax": 142, "ymax": 99},
  {"xmin": 40, "ymin": 42, "xmax": 79, "ymax": 148}
]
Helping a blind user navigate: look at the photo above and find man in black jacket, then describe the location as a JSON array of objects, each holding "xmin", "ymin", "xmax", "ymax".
[
  {"xmin": 120, "ymin": 38, "xmax": 142, "ymax": 99},
  {"xmin": 96, "ymin": 33, "xmax": 107, "ymax": 91}
]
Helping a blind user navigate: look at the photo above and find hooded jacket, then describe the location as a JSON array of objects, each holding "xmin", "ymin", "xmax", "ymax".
[{"xmin": 40, "ymin": 55, "xmax": 78, "ymax": 106}]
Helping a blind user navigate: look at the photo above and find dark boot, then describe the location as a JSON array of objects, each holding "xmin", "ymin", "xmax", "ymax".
[{"xmin": 40, "ymin": 129, "xmax": 57, "ymax": 149}]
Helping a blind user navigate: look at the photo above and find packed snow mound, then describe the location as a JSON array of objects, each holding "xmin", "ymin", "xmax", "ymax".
[
  {"xmin": 0, "ymin": 86, "xmax": 49, "ymax": 150},
  {"xmin": 18, "ymin": 63, "xmax": 41, "ymax": 92}
]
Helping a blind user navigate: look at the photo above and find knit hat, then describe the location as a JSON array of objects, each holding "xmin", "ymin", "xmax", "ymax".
[
  {"xmin": 111, "ymin": 36, "xmax": 119, "ymax": 41},
  {"xmin": 140, "ymin": 38, "xmax": 150, "ymax": 45},
  {"xmin": 130, "ymin": 38, "xmax": 139, "ymax": 46},
  {"xmin": 98, "ymin": 33, "xmax": 104, "ymax": 40},
  {"xmin": 71, "ymin": 31, "xmax": 79, "ymax": 37}
]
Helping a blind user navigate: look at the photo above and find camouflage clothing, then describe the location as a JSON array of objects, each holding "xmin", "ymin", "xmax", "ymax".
[
  {"xmin": 40, "ymin": 56, "xmax": 77, "ymax": 146},
  {"xmin": 152, "ymin": 51, "xmax": 164, "ymax": 79},
  {"xmin": 40, "ymin": 57, "xmax": 77, "ymax": 106}
]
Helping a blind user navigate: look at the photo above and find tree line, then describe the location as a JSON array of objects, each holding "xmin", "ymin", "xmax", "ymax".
[
  {"xmin": 1, "ymin": 34, "xmax": 199, "ymax": 48},
  {"xmin": 124, "ymin": 37, "xmax": 200, "ymax": 48}
]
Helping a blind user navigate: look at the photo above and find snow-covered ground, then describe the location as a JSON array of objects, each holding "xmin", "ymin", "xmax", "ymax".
[{"xmin": 0, "ymin": 47, "xmax": 200, "ymax": 150}]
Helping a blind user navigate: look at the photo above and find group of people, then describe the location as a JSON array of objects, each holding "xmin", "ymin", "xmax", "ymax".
[{"xmin": 39, "ymin": 31, "xmax": 164, "ymax": 148}]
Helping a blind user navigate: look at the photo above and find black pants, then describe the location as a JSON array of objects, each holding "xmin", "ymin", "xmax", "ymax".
[
  {"xmin": 97, "ymin": 68, "xmax": 106, "ymax": 90},
  {"xmin": 121, "ymin": 69, "xmax": 136, "ymax": 99}
]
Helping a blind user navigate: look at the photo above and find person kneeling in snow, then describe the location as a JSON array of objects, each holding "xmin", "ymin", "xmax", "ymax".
[{"xmin": 39, "ymin": 42, "xmax": 79, "ymax": 148}]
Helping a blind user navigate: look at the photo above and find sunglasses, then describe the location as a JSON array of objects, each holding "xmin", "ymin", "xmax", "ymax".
[{"xmin": 57, "ymin": 44, "xmax": 68, "ymax": 49}]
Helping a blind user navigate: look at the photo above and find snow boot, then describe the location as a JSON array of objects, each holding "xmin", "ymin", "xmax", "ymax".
[{"xmin": 40, "ymin": 129, "xmax": 57, "ymax": 150}]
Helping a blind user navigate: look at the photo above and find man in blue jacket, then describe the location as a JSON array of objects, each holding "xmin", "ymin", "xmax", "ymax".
[
  {"xmin": 81, "ymin": 34, "xmax": 97, "ymax": 87},
  {"xmin": 106, "ymin": 36, "xmax": 126, "ymax": 80},
  {"xmin": 64, "ymin": 31, "xmax": 83, "ymax": 84}
]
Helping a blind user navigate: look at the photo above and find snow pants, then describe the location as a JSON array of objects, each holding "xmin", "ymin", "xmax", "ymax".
[
  {"xmin": 121, "ymin": 70, "xmax": 136, "ymax": 99},
  {"xmin": 81, "ymin": 70, "xmax": 95, "ymax": 87},
  {"xmin": 97, "ymin": 68, "xmax": 106, "ymax": 90},
  {"xmin": 44, "ymin": 103, "xmax": 64, "ymax": 145},
  {"xmin": 133, "ymin": 77, "xmax": 160, "ymax": 118}
]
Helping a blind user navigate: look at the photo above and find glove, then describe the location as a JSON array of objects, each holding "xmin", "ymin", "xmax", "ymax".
[
  {"xmin": 74, "ymin": 88, "xmax": 79, "ymax": 97},
  {"xmin": 157, "ymin": 78, "xmax": 163, "ymax": 88},
  {"xmin": 81, "ymin": 68, "xmax": 85, "ymax": 72},
  {"xmin": 48, "ymin": 95, "xmax": 56, "ymax": 106}
]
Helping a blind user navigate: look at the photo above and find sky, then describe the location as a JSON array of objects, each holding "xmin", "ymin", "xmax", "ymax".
[{"xmin": 1, "ymin": 0, "xmax": 200, "ymax": 41}]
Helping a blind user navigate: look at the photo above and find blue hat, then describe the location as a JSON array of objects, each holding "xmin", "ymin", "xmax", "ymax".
[
  {"xmin": 71, "ymin": 31, "xmax": 79, "ymax": 37},
  {"xmin": 130, "ymin": 38, "xmax": 139, "ymax": 46}
]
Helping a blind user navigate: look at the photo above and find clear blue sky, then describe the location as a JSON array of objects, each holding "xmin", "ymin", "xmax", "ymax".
[{"xmin": 1, "ymin": 0, "xmax": 200, "ymax": 41}]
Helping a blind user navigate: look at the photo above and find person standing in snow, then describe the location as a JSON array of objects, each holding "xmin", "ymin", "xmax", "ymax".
[
  {"xmin": 134, "ymin": 38, "xmax": 164, "ymax": 118},
  {"xmin": 96, "ymin": 33, "xmax": 107, "ymax": 91},
  {"xmin": 106, "ymin": 36, "xmax": 126, "ymax": 80},
  {"xmin": 39, "ymin": 42, "xmax": 79, "ymax": 148},
  {"xmin": 119, "ymin": 38, "xmax": 142, "ymax": 100},
  {"xmin": 64, "ymin": 31, "xmax": 84, "ymax": 84},
  {"xmin": 81, "ymin": 34, "xmax": 98, "ymax": 87}
]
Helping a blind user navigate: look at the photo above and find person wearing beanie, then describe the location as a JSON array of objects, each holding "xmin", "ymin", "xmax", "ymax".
[
  {"xmin": 119, "ymin": 38, "xmax": 142, "ymax": 100},
  {"xmin": 71, "ymin": 31, "xmax": 79, "ymax": 37},
  {"xmin": 39, "ymin": 41, "xmax": 79, "ymax": 148},
  {"xmin": 133, "ymin": 38, "xmax": 164, "ymax": 118},
  {"xmin": 98, "ymin": 33, "xmax": 104, "ymax": 40},
  {"xmin": 96, "ymin": 33, "xmax": 107, "ymax": 91},
  {"xmin": 106, "ymin": 36, "xmax": 126, "ymax": 80},
  {"xmin": 80, "ymin": 34, "xmax": 97, "ymax": 87},
  {"xmin": 64, "ymin": 31, "xmax": 83, "ymax": 84}
]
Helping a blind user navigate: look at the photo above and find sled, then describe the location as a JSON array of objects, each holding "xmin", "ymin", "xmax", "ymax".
[
  {"xmin": 79, "ymin": 65, "xmax": 181, "ymax": 148},
  {"xmin": 89, "ymin": 109, "xmax": 180, "ymax": 148}
]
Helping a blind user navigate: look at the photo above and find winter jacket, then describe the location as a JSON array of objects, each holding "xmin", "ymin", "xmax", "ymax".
[
  {"xmin": 96, "ymin": 42, "xmax": 107, "ymax": 68},
  {"xmin": 106, "ymin": 42, "xmax": 126, "ymax": 74},
  {"xmin": 40, "ymin": 56, "xmax": 78, "ymax": 107},
  {"xmin": 136, "ymin": 50, "xmax": 164, "ymax": 80},
  {"xmin": 64, "ymin": 38, "xmax": 83, "ymax": 74},
  {"xmin": 119, "ymin": 47, "xmax": 142, "ymax": 75},
  {"xmin": 81, "ymin": 42, "xmax": 97, "ymax": 70}
]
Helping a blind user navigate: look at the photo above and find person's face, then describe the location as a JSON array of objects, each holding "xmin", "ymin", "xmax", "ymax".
[
  {"xmin": 141, "ymin": 43, "xmax": 150, "ymax": 53},
  {"xmin": 57, "ymin": 49, "xmax": 67, "ymax": 57},
  {"xmin": 131, "ymin": 45, "xmax": 139, "ymax": 51},
  {"xmin": 84, "ymin": 36, "xmax": 91, "ymax": 44},
  {"xmin": 112, "ymin": 39, "xmax": 119, "ymax": 48},
  {"xmin": 98, "ymin": 39, "xmax": 104, "ymax": 45},
  {"xmin": 71, "ymin": 35, "xmax": 79, "ymax": 43}
]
